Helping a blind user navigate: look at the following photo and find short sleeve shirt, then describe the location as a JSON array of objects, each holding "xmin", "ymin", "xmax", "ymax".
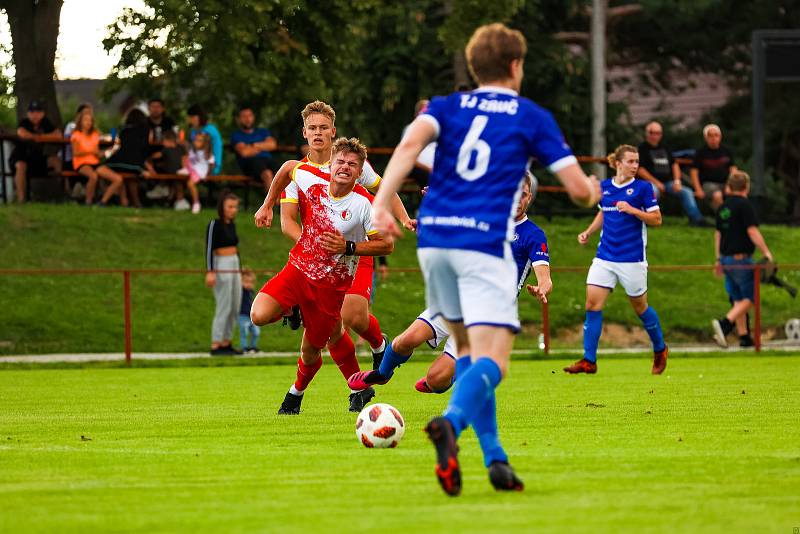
[
  {"xmin": 511, "ymin": 217, "xmax": 549, "ymax": 294},
  {"xmin": 692, "ymin": 145, "xmax": 735, "ymax": 184},
  {"xmin": 70, "ymin": 130, "xmax": 101, "ymax": 168},
  {"xmin": 596, "ymin": 178, "xmax": 660, "ymax": 263},
  {"xmin": 716, "ymin": 195, "xmax": 758, "ymax": 256},
  {"xmin": 287, "ymin": 163, "xmax": 377, "ymax": 290},
  {"xmin": 637, "ymin": 141, "xmax": 674, "ymax": 183},
  {"xmin": 231, "ymin": 128, "xmax": 275, "ymax": 159}
]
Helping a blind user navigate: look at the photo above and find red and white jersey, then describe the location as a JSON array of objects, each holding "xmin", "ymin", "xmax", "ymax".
[
  {"xmin": 281, "ymin": 155, "xmax": 381, "ymax": 198},
  {"xmin": 286, "ymin": 163, "xmax": 378, "ymax": 290}
]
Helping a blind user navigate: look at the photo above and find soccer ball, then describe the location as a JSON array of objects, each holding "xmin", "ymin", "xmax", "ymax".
[
  {"xmin": 355, "ymin": 403, "xmax": 405, "ymax": 448},
  {"xmin": 786, "ymin": 318, "xmax": 800, "ymax": 341}
]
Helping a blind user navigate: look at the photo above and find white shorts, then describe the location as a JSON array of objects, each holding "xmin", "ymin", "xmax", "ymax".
[
  {"xmin": 586, "ymin": 257, "xmax": 648, "ymax": 297},
  {"xmin": 417, "ymin": 247, "xmax": 520, "ymax": 333},
  {"xmin": 417, "ymin": 308, "xmax": 457, "ymax": 358}
]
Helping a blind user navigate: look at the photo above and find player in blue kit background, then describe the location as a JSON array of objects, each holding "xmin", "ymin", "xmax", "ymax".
[
  {"xmin": 564, "ymin": 144, "xmax": 668, "ymax": 375},
  {"xmin": 369, "ymin": 22, "xmax": 599, "ymax": 496}
]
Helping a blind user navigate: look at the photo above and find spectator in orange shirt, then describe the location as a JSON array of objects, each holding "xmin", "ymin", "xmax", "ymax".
[{"xmin": 70, "ymin": 109, "xmax": 126, "ymax": 206}]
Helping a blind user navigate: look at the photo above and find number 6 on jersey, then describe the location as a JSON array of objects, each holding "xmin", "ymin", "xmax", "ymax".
[{"xmin": 456, "ymin": 115, "xmax": 491, "ymax": 181}]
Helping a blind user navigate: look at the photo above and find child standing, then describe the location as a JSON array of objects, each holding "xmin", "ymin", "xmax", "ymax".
[
  {"xmin": 183, "ymin": 132, "xmax": 214, "ymax": 214},
  {"xmin": 238, "ymin": 267, "xmax": 261, "ymax": 354}
]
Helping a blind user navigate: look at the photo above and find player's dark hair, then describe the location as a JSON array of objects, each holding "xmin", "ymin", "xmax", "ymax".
[
  {"xmin": 217, "ymin": 190, "xmax": 239, "ymax": 219},
  {"xmin": 465, "ymin": 23, "xmax": 527, "ymax": 85},
  {"xmin": 607, "ymin": 144, "xmax": 638, "ymax": 169}
]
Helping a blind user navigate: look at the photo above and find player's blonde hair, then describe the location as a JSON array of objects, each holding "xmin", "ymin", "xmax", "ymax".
[
  {"xmin": 331, "ymin": 137, "xmax": 367, "ymax": 166},
  {"xmin": 465, "ymin": 23, "xmax": 527, "ymax": 85},
  {"xmin": 301, "ymin": 100, "xmax": 336, "ymax": 126},
  {"xmin": 727, "ymin": 171, "xmax": 750, "ymax": 192},
  {"xmin": 607, "ymin": 144, "xmax": 638, "ymax": 169}
]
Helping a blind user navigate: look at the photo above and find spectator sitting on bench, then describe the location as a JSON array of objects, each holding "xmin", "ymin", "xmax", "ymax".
[
  {"xmin": 70, "ymin": 108, "xmax": 125, "ymax": 206},
  {"xmin": 145, "ymin": 97, "xmax": 179, "ymax": 201},
  {"xmin": 180, "ymin": 131, "xmax": 214, "ymax": 214},
  {"xmin": 63, "ymin": 103, "xmax": 92, "ymax": 199},
  {"xmin": 187, "ymin": 104, "xmax": 222, "ymax": 176},
  {"xmin": 106, "ymin": 108, "xmax": 155, "ymax": 208},
  {"xmin": 147, "ymin": 129, "xmax": 189, "ymax": 210},
  {"xmin": 10, "ymin": 99, "xmax": 62, "ymax": 203},
  {"xmin": 691, "ymin": 124, "xmax": 737, "ymax": 211},
  {"xmin": 231, "ymin": 104, "xmax": 277, "ymax": 192}
]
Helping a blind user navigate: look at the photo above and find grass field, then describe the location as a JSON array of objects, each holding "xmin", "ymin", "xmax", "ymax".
[
  {"xmin": 1, "ymin": 204, "xmax": 799, "ymax": 355},
  {"xmin": 2, "ymin": 356, "xmax": 799, "ymax": 533}
]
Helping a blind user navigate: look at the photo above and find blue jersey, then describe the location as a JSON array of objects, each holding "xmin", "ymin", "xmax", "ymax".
[
  {"xmin": 417, "ymin": 87, "xmax": 575, "ymax": 258},
  {"xmin": 596, "ymin": 178, "xmax": 659, "ymax": 263},
  {"xmin": 511, "ymin": 217, "xmax": 549, "ymax": 294}
]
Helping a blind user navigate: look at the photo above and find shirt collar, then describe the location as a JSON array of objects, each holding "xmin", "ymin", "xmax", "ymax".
[
  {"xmin": 611, "ymin": 177, "xmax": 635, "ymax": 188},
  {"xmin": 514, "ymin": 216, "xmax": 529, "ymax": 227},
  {"xmin": 473, "ymin": 86, "xmax": 518, "ymax": 96}
]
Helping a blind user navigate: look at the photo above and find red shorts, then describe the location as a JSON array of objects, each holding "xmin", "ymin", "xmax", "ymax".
[
  {"xmin": 346, "ymin": 256, "xmax": 374, "ymax": 301},
  {"xmin": 260, "ymin": 263, "xmax": 347, "ymax": 349}
]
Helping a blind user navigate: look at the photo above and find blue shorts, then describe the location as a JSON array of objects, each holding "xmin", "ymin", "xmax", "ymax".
[{"xmin": 721, "ymin": 256, "xmax": 754, "ymax": 302}]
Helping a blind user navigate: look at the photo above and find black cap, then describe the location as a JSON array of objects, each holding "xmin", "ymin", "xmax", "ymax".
[{"xmin": 28, "ymin": 100, "xmax": 44, "ymax": 112}]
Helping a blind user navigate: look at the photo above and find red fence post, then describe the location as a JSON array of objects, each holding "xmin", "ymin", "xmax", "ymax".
[
  {"xmin": 542, "ymin": 301, "xmax": 550, "ymax": 356},
  {"xmin": 754, "ymin": 264, "xmax": 761, "ymax": 353},
  {"xmin": 123, "ymin": 271, "xmax": 132, "ymax": 366}
]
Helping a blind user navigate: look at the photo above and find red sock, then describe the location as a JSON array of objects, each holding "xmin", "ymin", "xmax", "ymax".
[
  {"xmin": 328, "ymin": 333, "xmax": 360, "ymax": 381},
  {"xmin": 358, "ymin": 314, "xmax": 384, "ymax": 350},
  {"xmin": 293, "ymin": 356, "xmax": 322, "ymax": 392}
]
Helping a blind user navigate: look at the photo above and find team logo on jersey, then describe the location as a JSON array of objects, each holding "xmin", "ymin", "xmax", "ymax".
[
  {"xmin": 512, "ymin": 233, "xmax": 519, "ymax": 242},
  {"xmin": 603, "ymin": 190, "xmax": 610, "ymax": 195},
  {"xmin": 626, "ymin": 188, "xmax": 634, "ymax": 195},
  {"xmin": 340, "ymin": 209, "xmax": 352, "ymax": 221},
  {"xmin": 541, "ymin": 243, "xmax": 547, "ymax": 253}
]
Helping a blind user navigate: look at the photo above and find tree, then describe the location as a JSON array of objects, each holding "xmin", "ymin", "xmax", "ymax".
[{"xmin": 0, "ymin": 0, "xmax": 64, "ymax": 126}]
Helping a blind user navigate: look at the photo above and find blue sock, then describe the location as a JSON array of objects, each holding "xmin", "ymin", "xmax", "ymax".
[
  {"xmin": 472, "ymin": 390, "xmax": 508, "ymax": 467},
  {"xmin": 443, "ymin": 357, "xmax": 502, "ymax": 438},
  {"xmin": 639, "ymin": 306, "xmax": 665, "ymax": 353},
  {"xmin": 454, "ymin": 356, "xmax": 472, "ymax": 381},
  {"xmin": 583, "ymin": 310, "xmax": 603, "ymax": 363},
  {"xmin": 377, "ymin": 341, "xmax": 410, "ymax": 378}
]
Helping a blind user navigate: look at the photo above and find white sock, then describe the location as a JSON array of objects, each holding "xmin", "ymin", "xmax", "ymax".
[
  {"xmin": 289, "ymin": 385, "xmax": 304, "ymax": 396},
  {"xmin": 371, "ymin": 338, "xmax": 386, "ymax": 354}
]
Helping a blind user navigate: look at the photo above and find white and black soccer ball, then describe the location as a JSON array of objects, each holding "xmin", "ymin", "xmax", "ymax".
[
  {"xmin": 786, "ymin": 318, "xmax": 800, "ymax": 341},
  {"xmin": 355, "ymin": 403, "xmax": 405, "ymax": 448}
]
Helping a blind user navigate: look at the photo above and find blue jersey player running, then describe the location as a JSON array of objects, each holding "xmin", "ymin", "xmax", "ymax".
[
  {"xmin": 348, "ymin": 173, "xmax": 551, "ymax": 395},
  {"xmin": 369, "ymin": 23, "xmax": 599, "ymax": 496},
  {"xmin": 564, "ymin": 144, "xmax": 668, "ymax": 375}
]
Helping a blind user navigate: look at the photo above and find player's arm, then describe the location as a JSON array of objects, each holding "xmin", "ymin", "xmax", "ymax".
[
  {"xmin": 372, "ymin": 119, "xmax": 437, "ymax": 239},
  {"xmin": 690, "ymin": 167, "xmax": 704, "ymax": 198},
  {"xmin": 746, "ymin": 226, "xmax": 774, "ymax": 262},
  {"xmin": 578, "ymin": 211, "xmax": 603, "ymax": 244},
  {"xmin": 319, "ymin": 231, "xmax": 394, "ymax": 256},
  {"xmin": 526, "ymin": 264, "xmax": 552, "ymax": 304},
  {"xmin": 390, "ymin": 193, "xmax": 415, "ymax": 230},
  {"xmin": 280, "ymin": 201, "xmax": 302, "ymax": 243},
  {"xmin": 616, "ymin": 202, "xmax": 662, "ymax": 226},
  {"xmin": 554, "ymin": 163, "xmax": 600, "ymax": 208},
  {"xmin": 255, "ymin": 159, "xmax": 298, "ymax": 228}
]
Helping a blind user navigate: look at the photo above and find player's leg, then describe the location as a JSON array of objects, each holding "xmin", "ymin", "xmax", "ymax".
[
  {"xmin": 416, "ymin": 348, "xmax": 456, "ymax": 393},
  {"xmin": 623, "ymin": 263, "xmax": 667, "ymax": 374},
  {"xmin": 347, "ymin": 314, "xmax": 440, "ymax": 390},
  {"xmin": 341, "ymin": 293, "xmax": 387, "ymax": 369},
  {"xmin": 278, "ymin": 330, "xmax": 323, "ymax": 415},
  {"xmin": 251, "ymin": 264, "xmax": 302, "ymax": 327},
  {"xmin": 566, "ymin": 259, "xmax": 614, "ymax": 373}
]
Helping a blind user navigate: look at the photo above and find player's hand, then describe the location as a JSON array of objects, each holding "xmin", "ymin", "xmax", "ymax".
[
  {"xmin": 320, "ymin": 231, "xmax": 346, "ymax": 254},
  {"xmin": 616, "ymin": 201, "xmax": 635, "ymax": 214},
  {"xmin": 765, "ymin": 252, "xmax": 774, "ymax": 263},
  {"xmin": 577, "ymin": 231, "xmax": 590, "ymax": 245},
  {"xmin": 372, "ymin": 205, "xmax": 402, "ymax": 243},
  {"xmin": 205, "ymin": 271, "xmax": 216, "ymax": 288},
  {"xmin": 526, "ymin": 283, "xmax": 548, "ymax": 304},
  {"xmin": 672, "ymin": 179, "xmax": 682, "ymax": 193},
  {"xmin": 254, "ymin": 202, "xmax": 273, "ymax": 228},
  {"xmin": 694, "ymin": 188, "xmax": 705, "ymax": 199},
  {"xmin": 403, "ymin": 218, "xmax": 417, "ymax": 231}
]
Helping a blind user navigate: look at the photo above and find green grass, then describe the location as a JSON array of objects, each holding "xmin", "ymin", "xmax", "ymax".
[
  {"xmin": 1, "ymin": 203, "xmax": 799, "ymax": 354},
  {"xmin": 1, "ymin": 357, "xmax": 799, "ymax": 533}
]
